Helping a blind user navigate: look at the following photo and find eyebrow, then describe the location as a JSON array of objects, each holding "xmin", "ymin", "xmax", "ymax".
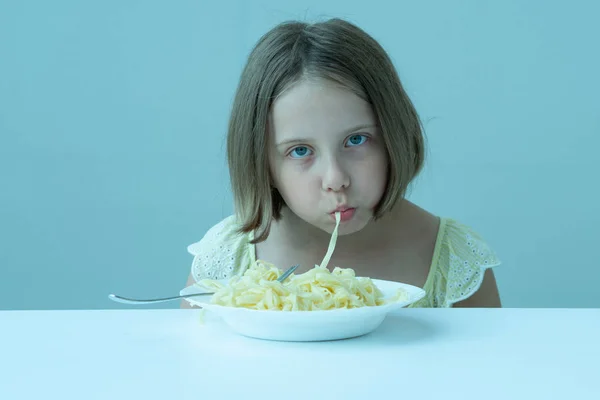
[{"xmin": 275, "ymin": 124, "xmax": 378, "ymax": 147}]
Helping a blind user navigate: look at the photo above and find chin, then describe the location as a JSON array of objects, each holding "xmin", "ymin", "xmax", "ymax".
[
  {"xmin": 339, "ymin": 221, "xmax": 369, "ymax": 236},
  {"xmin": 318, "ymin": 217, "xmax": 369, "ymax": 236}
]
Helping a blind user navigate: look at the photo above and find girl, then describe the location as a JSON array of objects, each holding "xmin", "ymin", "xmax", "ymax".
[{"xmin": 183, "ymin": 18, "xmax": 501, "ymax": 308}]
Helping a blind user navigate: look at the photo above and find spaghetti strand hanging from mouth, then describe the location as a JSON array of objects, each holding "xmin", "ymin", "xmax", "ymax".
[{"xmin": 319, "ymin": 211, "xmax": 341, "ymax": 270}]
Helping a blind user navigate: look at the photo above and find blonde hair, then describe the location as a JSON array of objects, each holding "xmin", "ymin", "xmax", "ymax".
[{"xmin": 227, "ymin": 18, "xmax": 425, "ymax": 243}]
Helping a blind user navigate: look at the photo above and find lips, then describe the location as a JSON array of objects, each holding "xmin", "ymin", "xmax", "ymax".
[
  {"xmin": 331, "ymin": 206, "xmax": 352, "ymax": 214},
  {"xmin": 330, "ymin": 207, "xmax": 352, "ymax": 214},
  {"xmin": 330, "ymin": 207, "xmax": 356, "ymax": 222}
]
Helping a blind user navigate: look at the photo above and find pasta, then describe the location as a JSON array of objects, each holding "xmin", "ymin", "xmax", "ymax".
[{"xmin": 199, "ymin": 212, "xmax": 409, "ymax": 311}]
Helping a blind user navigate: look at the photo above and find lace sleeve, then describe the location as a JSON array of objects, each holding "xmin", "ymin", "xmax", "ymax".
[
  {"xmin": 440, "ymin": 219, "xmax": 502, "ymax": 307},
  {"xmin": 187, "ymin": 215, "xmax": 254, "ymax": 282}
]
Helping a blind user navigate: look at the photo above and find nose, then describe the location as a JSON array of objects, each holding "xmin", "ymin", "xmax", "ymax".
[{"xmin": 321, "ymin": 156, "xmax": 350, "ymax": 192}]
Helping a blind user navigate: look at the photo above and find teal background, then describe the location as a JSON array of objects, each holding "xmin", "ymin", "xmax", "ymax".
[{"xmin": 1, "ymin": 1, "xmax": 598, "ymax": 310}]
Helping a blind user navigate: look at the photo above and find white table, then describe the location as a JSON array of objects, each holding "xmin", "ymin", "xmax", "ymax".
[{"xmin": 1, "ymin": 308, "xmax": 598, "ymax": 399}]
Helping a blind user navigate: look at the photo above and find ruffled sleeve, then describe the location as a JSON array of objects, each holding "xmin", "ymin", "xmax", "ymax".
[
  {"xmin": 441, "ymin": 219, "xmax": 501, "ymax": 306},
  {"xmin": 187, "ymin": 215, "xmax": 254, "ymax": 282},
  {"xmin": 419, "ymin": 218, "xmax": 501, "ymax": 308}
]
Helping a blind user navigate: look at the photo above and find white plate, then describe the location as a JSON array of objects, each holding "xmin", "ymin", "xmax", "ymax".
[{"xmin": 180, "ymin": 279, "xmax": 426, "ymax": 342}]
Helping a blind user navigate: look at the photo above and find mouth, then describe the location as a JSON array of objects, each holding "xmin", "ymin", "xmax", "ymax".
[
  {"xmin": 329, "ymin": 206, "xmax": 356, "ymax": 222},
  {"xmin": 330, "ymin": 206, "xmax": 352, "ymax": 214}
]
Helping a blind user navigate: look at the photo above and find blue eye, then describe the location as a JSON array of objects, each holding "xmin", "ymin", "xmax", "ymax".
[
  {"xmin": 289, "ymin": 146, "xmax": 312, "ymax": 158},
  {"xmin": 346, "ymin": 134, "xmax": 367, "ymax": 147}
]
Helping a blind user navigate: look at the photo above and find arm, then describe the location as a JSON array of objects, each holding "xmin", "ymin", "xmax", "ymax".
[{"xmin": 453, "ymin": 268, "xmax": 502, "ymax": 308}]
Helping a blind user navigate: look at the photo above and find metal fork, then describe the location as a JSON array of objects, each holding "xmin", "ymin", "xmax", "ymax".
[{"xmin": 108, "ymin": 264, "xmax": 299, "ymax": 305}]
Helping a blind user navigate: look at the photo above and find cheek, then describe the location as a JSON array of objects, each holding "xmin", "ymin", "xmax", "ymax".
[
  {"xmin": 274, "ymin": 164, "xmax": 318, "ymax": 198},
  {"xmin": 353, "ymin": 150, "xmax": 388, "ymax": 183}
]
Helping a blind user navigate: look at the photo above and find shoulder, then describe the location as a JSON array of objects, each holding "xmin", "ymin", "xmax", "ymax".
[
  {"xmin": 433, "ymin": 218, "xmax": 502, "ymax": 307},
  {"xmin": 187, "ymin": 215, "xmax": 255, "ymax": 282},
  {"xmin": 187, "ymin": 215, "xmax": 241, "ymax": 255}
]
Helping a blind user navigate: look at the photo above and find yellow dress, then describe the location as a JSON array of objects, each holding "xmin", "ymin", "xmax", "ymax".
[{"xmin": 188, "ymin": 216, "xmax": 501, "ymax": 308}]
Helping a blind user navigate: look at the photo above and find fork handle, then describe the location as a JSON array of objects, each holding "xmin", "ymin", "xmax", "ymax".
[
  {"xmin": 108, "ymin": 292, "xmax": 212, "ymax": 305},
  {"xmin": 109, "ymin": 264, "xmax": 298, "ymax": 306}
]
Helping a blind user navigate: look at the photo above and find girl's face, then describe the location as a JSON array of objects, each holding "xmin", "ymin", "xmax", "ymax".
[{"xmin": 268, "ymin": 79, "xmax": 389, "ymax": 235}]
